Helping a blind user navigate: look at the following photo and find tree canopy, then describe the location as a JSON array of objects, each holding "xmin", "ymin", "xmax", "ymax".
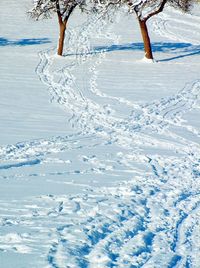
[
  {"xmin": 29, "ymin": 0, "xmax": 82, "ymax": 20},
  {"xmin": 29, "ymin": 0, "xmax": 196, "ymax": 57}
]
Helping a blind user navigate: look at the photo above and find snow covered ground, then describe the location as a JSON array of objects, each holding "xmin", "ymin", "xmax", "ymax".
[{"xmin": 0, "ymin": 1, "xmax": 200, "ymax": 267}]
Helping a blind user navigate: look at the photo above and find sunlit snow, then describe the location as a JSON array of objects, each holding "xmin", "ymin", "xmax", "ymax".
[{"xmin": 0, "ymin": 1, "xmax": 200, "ymax": 267}]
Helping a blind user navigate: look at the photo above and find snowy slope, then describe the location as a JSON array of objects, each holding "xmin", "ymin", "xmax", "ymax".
[{"xmin": 0, "ymin": 1, "xmax": 200, "ymax": 268}]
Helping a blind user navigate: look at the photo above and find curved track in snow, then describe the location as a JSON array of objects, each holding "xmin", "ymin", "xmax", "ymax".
[{"xmin": 0, "ymin": 7, "xmax": 200, "ymax": 268}]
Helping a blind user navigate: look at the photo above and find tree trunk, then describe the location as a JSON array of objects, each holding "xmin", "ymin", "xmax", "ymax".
[
  {"xmin": 138, "ymin": 19, "xmax": 153, "ymax": 60},
  {"xmin": 57, "ymin": 21, "xmax": 66, "ymax": 56}
]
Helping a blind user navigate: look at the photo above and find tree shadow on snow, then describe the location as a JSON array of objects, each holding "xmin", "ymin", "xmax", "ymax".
[
  {"xmin": 0, "ymin": 37, "xmax": 51, "ymax": 46},
  {"xmin": 93, "ymin": 42, "xmax": 200, "ymax": 62}
]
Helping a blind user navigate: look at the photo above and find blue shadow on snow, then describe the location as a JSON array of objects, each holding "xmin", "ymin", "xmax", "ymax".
[
  {"xmin": 0, "ymin": 37, "xmax": 51, "ymax": 46},
  {"xmin": 0, "ymin": 159, "xmax": 41, "ymax": 170},
  {"xmin": 64, "ymin": 42, "xmax": 200, "ymax": 62},
  {"xmin": 92, "ymin": 42, "xmax": 200, "ymax": 62}
]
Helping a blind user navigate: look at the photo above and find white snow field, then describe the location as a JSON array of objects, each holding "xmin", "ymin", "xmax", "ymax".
[{"xmin": 0, "ymin": 0, "xmax": 200, "ymax": 267}]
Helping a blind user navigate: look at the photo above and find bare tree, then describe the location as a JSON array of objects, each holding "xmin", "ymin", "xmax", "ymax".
[
  {"xmin": 29, "ymin": 0, "xmax": 195, "ymax": 57},
  {"xmin": 29, "ymin": 0, "xmax": 85, "ymax": 55},
  {"xmin": 92, "ymin": 0, "xmax": 195, "ymax": 59},
  {"xmin": 127, "ymin": 0, "xmax": 195, "ymax": 59}
]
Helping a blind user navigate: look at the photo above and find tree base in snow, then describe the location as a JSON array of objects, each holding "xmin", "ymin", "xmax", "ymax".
[{"xmin": 141, "ymin": 57, "xmax": 157, "ymax": 63}]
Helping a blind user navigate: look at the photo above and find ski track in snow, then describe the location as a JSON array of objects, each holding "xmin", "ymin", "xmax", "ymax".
[{"xmin": 1, "ymin": 8, "xmax": 200, "ymax": 268}]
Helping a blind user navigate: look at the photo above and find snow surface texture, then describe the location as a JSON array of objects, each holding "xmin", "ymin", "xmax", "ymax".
[{"xmin": 0, "ymin": 1, "xmax": 200, "ymax": 268}]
